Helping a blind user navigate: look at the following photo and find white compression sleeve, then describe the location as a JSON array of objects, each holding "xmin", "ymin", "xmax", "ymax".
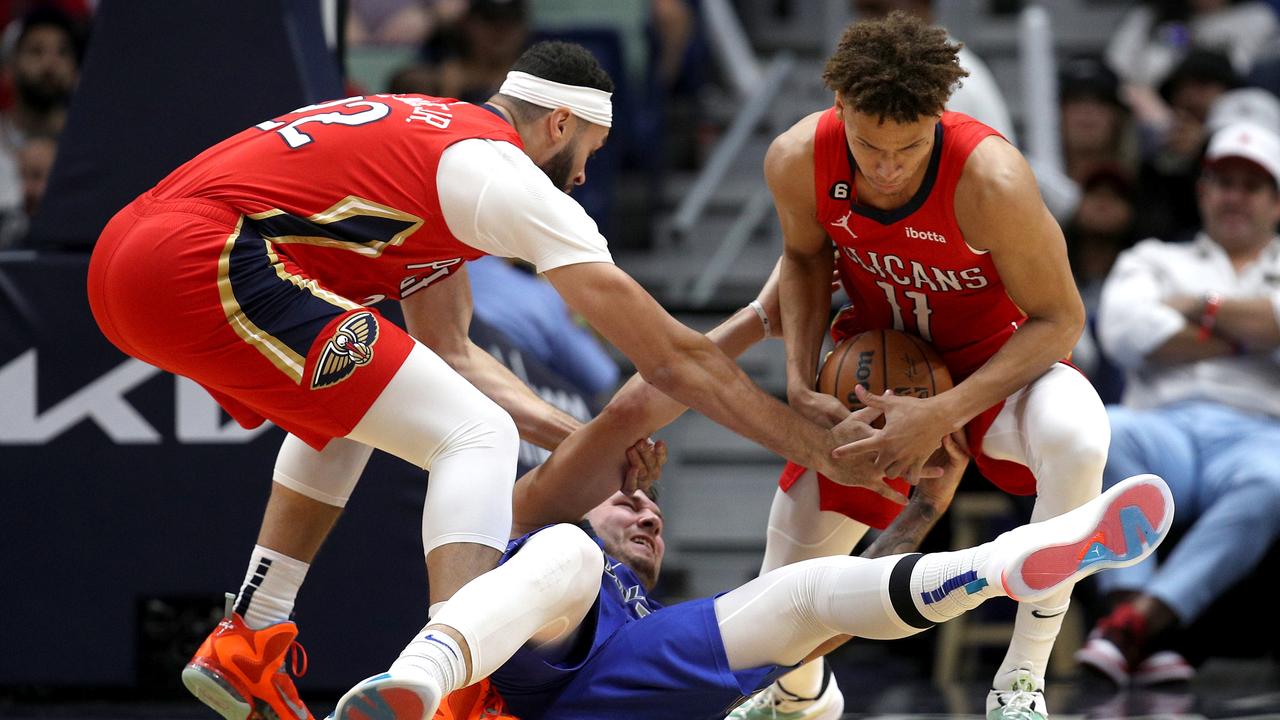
[
  {"xmin": 760, "ymin": 469, "xmax": 871, "ymax": 696},
  {"xmin": 980, "ymin": 363, "xmax": 1108, "ymax": 680},
  {"xmin": 716, "ymin": 555, "xmax": 922, "ymax": 669},
  {"xmin": 761, "ymin": 469, "xmax": 871, "ymax": 573},
  {"xmin": 272, "ymin": 434, "xmax": 373, "ymax": 508},
  {"xmin": 346, "ymin": 343, "xmax": 520, "ymax": 553},
  {"xmin": 415, "ymin": 524, "xmax": 604, "ymax": 686}
]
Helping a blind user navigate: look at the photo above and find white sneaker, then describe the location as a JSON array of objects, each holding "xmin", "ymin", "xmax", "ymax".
[
  {"xmin": 725, "ymin": 674, "xmax": 844, "ymax": 720},
  {"xmin": 332, "ymin": 671, "xmax": 442, "ymax": 720},
  {"xmin": 987, "ymin": 474, "xmax": 1174, "ymax": 603},
  {"xmin": 1133, "ymin": 650, "xmax": 1195, "ymax": 685},
  {"xmin": 1074, "ymin": 633, "xmax": 1131, "ymax": 687},
  {"xmin": 986, "ymin": 668, "xmax": 1048, "ymax": 720}
]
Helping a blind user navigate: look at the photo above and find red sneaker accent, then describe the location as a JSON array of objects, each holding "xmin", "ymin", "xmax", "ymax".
[
  {"xmin": 1019, "ymin": 483, "xmax": 1166, "ymax": 591},
  {"xmin": 184, "ymin": 613, "xmax": 314, "ymax": 720}
]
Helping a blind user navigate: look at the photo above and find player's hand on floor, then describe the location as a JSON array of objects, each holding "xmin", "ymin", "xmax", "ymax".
[
  {"xmin": 791, "ymin": 388, "xmax": 852, "ymax": 428},
  {"xmin": 623, "ymin": 437, "xmax": 667, "ymax": 495},
  {"xmin": 832, "ymin": 385, "xmax": 953, "ymax": 485}
]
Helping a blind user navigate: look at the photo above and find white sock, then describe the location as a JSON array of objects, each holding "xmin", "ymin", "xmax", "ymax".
[
  {"xmin": 909, "ymin": 545, "xmax": 1004, "ymax": 624},
  {"xmin": 234, "ymin": 545, "xmax": 309, "ymax": 629},
  {"xmin": 775, "ymin": 658, "xmax": 825, "ymax": 699},
  {"xmin": 995, "ymin": 591, "xmax": 1071, "ymax": 683},
  {"xmin": 391, "ymin": 627, "xmax": 467, "ymax": 695}
]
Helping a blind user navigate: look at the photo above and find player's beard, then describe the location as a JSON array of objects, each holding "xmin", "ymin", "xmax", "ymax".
[
  {"xmin": 601, "ymin": 536, "xmax": 659, "ymax": 591},
  {"xmin": 539, "ymin": 143, "xmax": 577, "ymax": 194}
]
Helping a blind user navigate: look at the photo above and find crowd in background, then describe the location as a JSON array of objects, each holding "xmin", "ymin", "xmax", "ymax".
[
  {"xmin": 0, "ymin": 0, "xmax": 87, "ymax": 248},
  {"xmin": 3, "ymin": 0, "xmax": 1278, "ymax": 690}
]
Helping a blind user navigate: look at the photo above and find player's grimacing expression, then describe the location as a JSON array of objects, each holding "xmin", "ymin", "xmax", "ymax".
[
  {"xmin": 836, "ymin": 97, "xmax": 939, "ymax": 203},
  {"xmin": 585, "ymin": 490, "xmax": 665, "ymax": 590}
]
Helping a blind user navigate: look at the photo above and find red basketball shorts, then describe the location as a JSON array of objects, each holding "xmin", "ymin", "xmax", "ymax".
[
  {"xmin": 87, "ymin": 194, "xmax": 414, "ymax": 450},
  {"xmin": 779, "ymin": 311, "xmax": 1039, "ymax": 529}
]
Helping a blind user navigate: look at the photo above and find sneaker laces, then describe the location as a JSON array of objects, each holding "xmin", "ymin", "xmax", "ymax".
[
  {"xmin": 734, "ymin": 686, "xmax": 787, "ymax": 719},
  {"xmin": 1000, "ymin": 689, "xmax": 1040, "ymax": 720}
]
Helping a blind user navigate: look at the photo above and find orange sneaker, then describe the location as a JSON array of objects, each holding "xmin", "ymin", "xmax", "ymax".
[{"xmin": 182, "ymin": 597, "xmax": 313, "ymax": 720}]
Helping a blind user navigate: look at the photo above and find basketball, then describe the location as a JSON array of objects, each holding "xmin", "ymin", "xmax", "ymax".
[{"xmin": 817, "ymin": 328, "xmax": 953, "ymax": 413}]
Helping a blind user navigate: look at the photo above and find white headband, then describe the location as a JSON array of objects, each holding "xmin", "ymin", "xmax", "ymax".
[{"xmin": 498, "ymin": 70, "xmax": 613, "ymax": 128}]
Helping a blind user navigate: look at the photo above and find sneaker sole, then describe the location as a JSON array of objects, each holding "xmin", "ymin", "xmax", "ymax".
[
  {"xmin": 334, "ymin": 673, "xmax": 440, "ymax": 720},
  {"xmin": 182, "ymin": 664, "xmax": 255, "ymax": 720},
  {"xmin": 1002, "ymin": 474, "xmax": 1173, "ymax": 601}
]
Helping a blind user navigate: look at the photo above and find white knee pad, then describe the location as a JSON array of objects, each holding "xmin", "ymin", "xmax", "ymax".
[
  {"xmin": 272, "ymin": 434, "xmax": 372, "ymax": 508},
  {"xmin": 346, "ymin": 343, "xmax": 520, "ymax": 553},
  {"xmin": 983, "ymin": 364, "xmax": 1108, "ymax": 519},
  {"xmin": 431, "ymin": 523, "xmax": 604, "ymax": 684},
  {"xmin": 762, "ymin": 470, "xmax": 870, "ymax": 573}
]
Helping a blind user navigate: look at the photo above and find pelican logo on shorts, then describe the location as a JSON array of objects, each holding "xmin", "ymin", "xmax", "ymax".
[
  {"xmin": 829, "ymin": 181, "xmax": 851, "ymax": 200},
  {"xmin": 312, "ymin": 312, "xmax": 379, "ymax": 389}
]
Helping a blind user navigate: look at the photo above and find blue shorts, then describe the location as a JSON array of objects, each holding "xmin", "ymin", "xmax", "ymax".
[{"xmin": 490, "ymin": 535, "xmax": 787, "ymax": 719}]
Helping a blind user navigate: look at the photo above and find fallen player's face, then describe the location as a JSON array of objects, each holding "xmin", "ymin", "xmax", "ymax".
[{"xmin": 585, "ymin": 490, "xmax": 664, "ymax": 590}]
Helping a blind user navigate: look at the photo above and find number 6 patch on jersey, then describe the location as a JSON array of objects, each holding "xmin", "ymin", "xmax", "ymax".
[{"xmin": 312, "ymin": 311, "xmax": 379, "ymax": 389}]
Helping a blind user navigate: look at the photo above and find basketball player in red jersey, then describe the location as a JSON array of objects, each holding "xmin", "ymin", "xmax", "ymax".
[
  {"xmin": 87, "ymin": 41, "xmax": 895, "ymax": 720},
  {"xmin": 728, "ymin": 14, "xmax": 1111, "ymax": 720}
]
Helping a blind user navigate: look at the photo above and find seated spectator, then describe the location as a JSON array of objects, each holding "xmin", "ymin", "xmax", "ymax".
[
  {"xmin": 1079, "ymin": 121, "xmax": 1280, "ymax": 686},
  {"xmin": 1106, "ymin": 0, "xmax": 1277, "ymax": 89},
  {"xmin": 423, "ymin": 0, "xmax": 528, "ymax": 103},
  {"xmin": 346, "ymin": 0, "xmax": 466, "ymax": 47},
  {"xmin": 0, "ymin": 6, "xmax": 79, "ymax": 244},
  {"xmin": 1205, "ymin": 85, "xmax": 1280, "ymax": 136},
  {"xmin": 1068, "ymin": 166, "xmax": 1139, "ymax": 310},
  {"xmin": 467, "ymin": 256, "xmax": 620, "ymax": 400},
  {"xmin": 0, "ymin": 131, "xmax": 54, "ymax": 248},
  {"xmin": 1132, "ymin": 50, "xmax": 1241, "ymax": 240},
  {"xmin": 1059, "ymin": 56, "xmax": 1140, "ymax": 186},
  {"xmin": 529, "ymin": 0, "xmax": 694, "ymax": 93}
]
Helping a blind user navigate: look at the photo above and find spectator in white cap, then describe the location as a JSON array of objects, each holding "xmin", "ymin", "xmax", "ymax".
[{"xmin": 1080, "ymin": 120, "xmax": 1280, "ymax": 686}]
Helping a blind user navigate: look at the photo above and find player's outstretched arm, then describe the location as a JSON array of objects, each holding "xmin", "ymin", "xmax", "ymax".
[
  {"xmin": 767, "ymin": 115, "xmax": 852, "ymax": 429},
  {"xmin": 512, "ymin": 266, "xmax": 785, "ymax": 534},
  {"xmin": 402, "ymin": 264, "xmax": 582, "ymax": 450},
  {"xmin": 544, "ymin": 260, "xmax": 902, "ymax": 502}
]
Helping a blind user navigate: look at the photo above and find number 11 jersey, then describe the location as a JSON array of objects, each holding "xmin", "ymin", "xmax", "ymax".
[{"xmin": 814, "ymin": 109, "xmax": 1025, "ymax": 379}]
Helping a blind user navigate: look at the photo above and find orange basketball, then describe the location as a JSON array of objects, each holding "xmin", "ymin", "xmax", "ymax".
[{"xmin": 817, "ymin": 328, "xmax": 953, "ymax": 413}]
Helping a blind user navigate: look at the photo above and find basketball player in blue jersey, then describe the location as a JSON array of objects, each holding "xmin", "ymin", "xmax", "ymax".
[{"xmin": 327, "ymin": 268, "xmax": 1177, "ymax": 720}]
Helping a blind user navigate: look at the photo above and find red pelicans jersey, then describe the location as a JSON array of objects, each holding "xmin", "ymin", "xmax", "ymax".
[
  {"xmin": 781, "ymin": 110, "xmax": 1039, "ymax": 526},
  {"xmin": 815, "ymin": 109, "xmax": 1024, "ymax": 379},
  {"xmin": 151, "ymin": 94, "xmax": 522, "ymax": 303}
]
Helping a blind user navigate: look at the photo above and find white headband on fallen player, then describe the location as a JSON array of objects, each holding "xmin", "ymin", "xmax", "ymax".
[{"xmin": 498, "ymin": 70, "xmax": 613, "ymax": 128}]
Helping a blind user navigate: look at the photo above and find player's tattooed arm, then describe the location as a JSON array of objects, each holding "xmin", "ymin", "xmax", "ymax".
[
  {"xmin": 402, "ymin": 264, "xmax": 582, "ymax": 450},
  {"xmin": 862, "ymin": 432, "xmax": 968, "ymax": 558}
]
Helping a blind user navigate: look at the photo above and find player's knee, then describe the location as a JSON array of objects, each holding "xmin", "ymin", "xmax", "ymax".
[
  {"xmin": 478, "ymin": 398, "xmax": 520, "ymax": 451},
  {"xmin": 1040, "ymin": 420, "xmax": 1108, "ymax": 475},
  {"xmin": 534, "ymin": 523, "xmax": 605, "ymax": 601}
]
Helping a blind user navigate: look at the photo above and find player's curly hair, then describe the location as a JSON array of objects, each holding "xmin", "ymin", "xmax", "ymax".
[{"xmin": 823, "ymin": 11, "xmax": 968, "ymax": 123}]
